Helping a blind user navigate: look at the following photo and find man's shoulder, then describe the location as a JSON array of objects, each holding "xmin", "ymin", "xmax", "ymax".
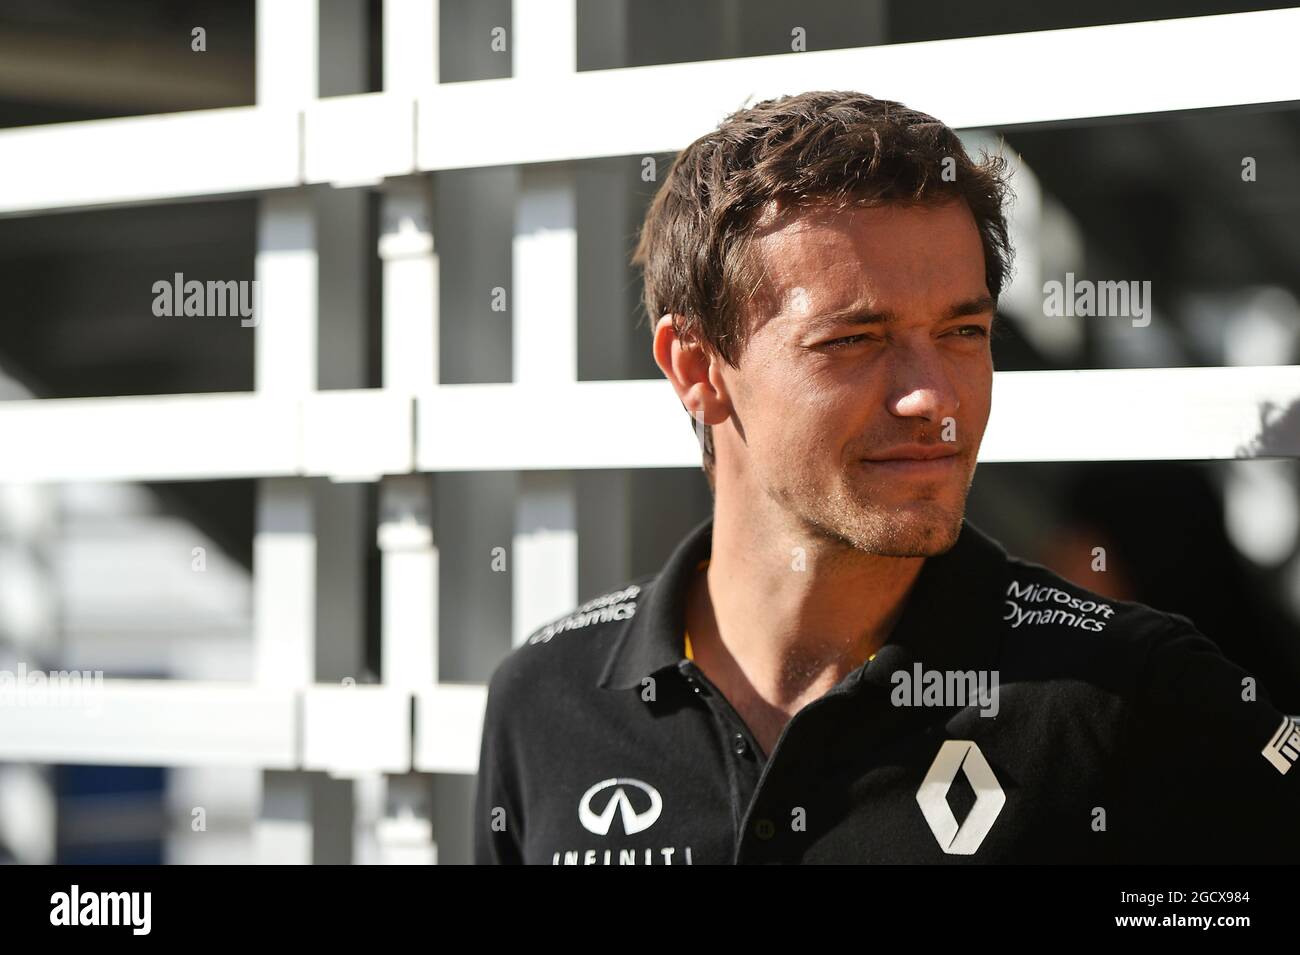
[
  {"xmin": 484, "ymin": 574, "xmax": 657, "ymax": 701},
  {"xmin": 985, "ymin": 535, "xmax": 1230, "ymax": 696},
  {"xmin": 976, "ymin": 529, "xmax": 1298, "ymax": 860},
  {"xmin": 995, "ymin": 543, "xmax": 1196, "ymax": 650},
  {"xmin": 992, "ymin": 535, "xmax": 1294, "ymax": 741}
]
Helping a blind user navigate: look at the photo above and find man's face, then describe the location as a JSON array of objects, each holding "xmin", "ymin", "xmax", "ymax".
[{"xmin": 717, "ymin": 198, "xmax": 994, "ymax": 557}]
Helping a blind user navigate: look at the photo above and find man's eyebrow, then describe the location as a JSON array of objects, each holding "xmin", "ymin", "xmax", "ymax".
[{"xmin": 811, "ymin": 294, "xmax": 997, "ymax": 327}]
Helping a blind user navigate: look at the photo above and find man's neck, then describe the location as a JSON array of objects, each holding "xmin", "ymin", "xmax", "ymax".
[{"xmin": 686, "ymin": 502, "xmax": 926, "ymax": 720}]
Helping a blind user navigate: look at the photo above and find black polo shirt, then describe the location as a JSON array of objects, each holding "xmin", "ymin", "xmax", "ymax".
[{"xmin": 473, "ymin": 514, "xmax": 1300, "ymax": 864}]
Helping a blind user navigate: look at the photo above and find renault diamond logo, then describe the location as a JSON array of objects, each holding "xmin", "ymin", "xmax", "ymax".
[
  {"xmin": 916, "ymin": 740, "xmax": 1006, "ymax": 855},
  {"xmin": 578, "ymin": 778, "xmax": 663, "ymax": 836}
]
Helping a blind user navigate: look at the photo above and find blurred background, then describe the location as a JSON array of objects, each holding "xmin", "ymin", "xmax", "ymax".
[{"xmin": 0, "ymin": 0, "xmax": 1297, "ymax": 864}]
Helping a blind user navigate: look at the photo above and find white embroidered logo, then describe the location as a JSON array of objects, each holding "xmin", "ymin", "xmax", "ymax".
[
  {"xmin": 578, "ymin": 778, "xmax": 663, "ymax": 836},
  {"xmin": 916, "ymin": 740, "xmax": 1006, "ymax": 855},
  {"xmin": 1262, "ymin": 715, "xmax": 1300, "ymax": 776}
]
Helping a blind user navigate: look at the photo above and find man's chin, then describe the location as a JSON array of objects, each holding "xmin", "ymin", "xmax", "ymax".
[
  {"xmin": 823, "ymin": 500, "xmax": 965, "ymax": 558},
  {"xmin": 875, "ymin": 514, "xmax": 962, "ymax": 557}
]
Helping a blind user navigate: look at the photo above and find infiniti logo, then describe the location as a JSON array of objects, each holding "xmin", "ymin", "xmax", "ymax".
[{"xmin": 578, "ymin": 778, "xmax": 663, "ymax": 836}]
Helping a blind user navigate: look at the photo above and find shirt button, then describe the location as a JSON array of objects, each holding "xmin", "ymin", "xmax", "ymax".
[
  {"xmin": 731, "ymin": 733, "xmax": 747, "ymax": 756},
  {"xmin": 753, "ymin": 818, "xmax": 775, "ymax": 840}
]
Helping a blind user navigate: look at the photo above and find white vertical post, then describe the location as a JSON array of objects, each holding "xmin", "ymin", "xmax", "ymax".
[
  {"xmin": 377, "ymin": 201, "xmax": 439, "ymax": 862},
  {"xmin": 513, "ymin": 166, "xmax": 578, "ymax": 385},
  {"xmin": 0, "ymin": 480, "xmax": 58, "ymax": 864},
  {"xmin": 255, "ymin": 0, "xmax": 369, "ymax": 865},
  {"xmin": 511, "ymin": 0, "xmax": 579, "ymax": 646},
  {"xmin": 376, "ymin": 557, "xmax": 437, "ymax": 864},
  {"xmin": 378, "ymin": 178, "xmax": 438, "ymax": 686},
  {"xmin": 253, "ymin": 196, "xmax": 318, "ymax": 695},
  {"xmin": 256, "ymin": 0, "xmax": 318, "ymax": 106},
  {"xmin": 254, "ymin": 0, "xmax": 321, "ymax": 866},
  {"xmin": 377, "ymin": 179, "xmax": 438, "ymax": 689},
  {"xmin": 253, "ymin": 478, "xmax": 316, "ymax": 689},
  {"xmin": 384, "ymin": 0, "xmax": 439, "ymax": 90},
  {"xmin": 255, "ymin": 197, "xmax": 318, "ymax": 399},
  {"xmin": 381, "ymin": 181, "xmax": 439, "ymax": 393},
  {"xmin": 512, "ymin": 0, "xmax": 576, "ymax": 76},
  {"xmin": 378, "ymin": 475, "xmax": 437, "ymax": 687},
  {"xmin": 378, "ymin": 0, "xmax": 441, "ymax": 865}
]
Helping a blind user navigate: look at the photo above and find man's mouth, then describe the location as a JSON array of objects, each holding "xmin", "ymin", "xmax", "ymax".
[{"xmin": 859, "ymin": 444, "xmax": 962, "ymax": 478}]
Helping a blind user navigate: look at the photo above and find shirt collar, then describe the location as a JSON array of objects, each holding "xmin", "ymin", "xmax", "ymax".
[
  {"xmin": 596, "ymin": 513, "xmax": 1009, "ymax": 692},
  {"xmin": 597, "ymin": 514, "xmax": 713, "ymax": 691}
]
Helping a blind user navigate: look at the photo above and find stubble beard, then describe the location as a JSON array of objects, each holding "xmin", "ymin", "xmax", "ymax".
[{"xmin": 786, "ymin": 456, "xmax": 976, "ymax": 558}]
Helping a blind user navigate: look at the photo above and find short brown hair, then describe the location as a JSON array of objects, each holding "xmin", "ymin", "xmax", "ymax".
[{"xmin": 632, "ymin": 90, "xmax": 1014, "ymax": 492}]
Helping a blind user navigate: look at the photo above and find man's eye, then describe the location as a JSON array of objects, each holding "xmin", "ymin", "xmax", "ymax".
[
  {"xmin": 824, "ymin": 333, "xmax": 871, "ymax": 349},
  {"xmin": 950, "ymin": 325, "xmax": 990, "ymax": 338}
]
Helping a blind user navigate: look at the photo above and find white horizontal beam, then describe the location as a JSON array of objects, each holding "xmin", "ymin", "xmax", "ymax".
[
  {"xmin": 301, "ymin": 685, "xmax": 412, "ymax": 776},
  {"xmin": 1, "ymin": 11, "xmax": 1296, "ymax": 213},
  {"xmin": 415, "ymin": 8, "xmax": 1300, "ymax": 168},
  {"xmin": 0, "ymin": 679, "xmax": 297, "ymax": 768},
  {"xmin": 413, "ymin": 683, "xmax": 487, "ymax": 774},
  {"xmin": 0, "ymin": 106, "xmax": 300, "ymax": 215},
  {"xmin": 980, "ymin": 365, "xmax": 1300, "ymax": 463},
  {"xmin": 0, "ymin": 391, "xmax": 413, "ymax": 483},
  {"xmin": 0, "ymin": 365, "xmax": 1294, "ymax": 484},
  {"xmin": 415, "ymin": 366, "xmax": 1300, "ymax": 470},
  {"xmin": 416, "ymin": 380, "xmax": 700, "ymax": 471},
  {"xmin": 0, "ymin": 393, "xmax": 301, "ymax": 482},
  {"xmin": 302, "ymin": 93, "xmax": 417, "ymax": 187},
  {"xmin": 301, "ymin": 389, "xmax": 414, "ymax": 481},
  {"xmin": 0, "ymin": 678, "xmax": 491, "ymax": 775}
]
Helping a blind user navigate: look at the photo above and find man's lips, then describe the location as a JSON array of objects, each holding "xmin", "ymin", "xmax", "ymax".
[
  {"xmin": 862, "ymin": 444, "xmax": 961, "ymax": 462},
  {"xmin": 859, "ymin": 445, "xmax": 962, "ymax": 477}
]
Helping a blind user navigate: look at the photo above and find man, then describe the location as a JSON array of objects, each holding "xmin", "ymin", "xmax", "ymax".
[{"xmin": 474, "ymin": 91, "xmax": 1299, "ymax": 864}]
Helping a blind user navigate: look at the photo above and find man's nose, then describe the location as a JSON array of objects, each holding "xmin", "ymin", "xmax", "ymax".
[{"xmin": 885, "ymin": 342, "xmax": 960, "ymax": 424}]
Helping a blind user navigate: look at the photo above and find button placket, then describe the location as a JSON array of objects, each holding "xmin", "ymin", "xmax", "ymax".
[{"xmin": 679, "ymin": 660, "xmax": 767, "ymax": 857}]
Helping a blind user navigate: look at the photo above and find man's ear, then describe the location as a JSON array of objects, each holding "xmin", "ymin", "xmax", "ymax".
[{"xmin": 652, "ymin": 313, "xmax": 730, "ymax": 429}]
